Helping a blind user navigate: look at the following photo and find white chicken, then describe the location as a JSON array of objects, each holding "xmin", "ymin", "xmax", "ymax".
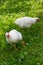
[
  {"xmin": 14, "ymin": 17, "xmax": 40, "ymax": 28},
  {"xmin": 5, "ymin": 30, "xmax": 23, "ymax": 50}
]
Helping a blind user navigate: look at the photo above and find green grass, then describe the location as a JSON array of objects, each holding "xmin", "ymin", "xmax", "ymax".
[{"xmin": 0, "ymin": 0, "xmax": 43, "ymax": 65}]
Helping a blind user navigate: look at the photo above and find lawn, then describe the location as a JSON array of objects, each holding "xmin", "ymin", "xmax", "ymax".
[{"xmin": 0, "ymin": 0, "xmax": 43, "ymax": 65}]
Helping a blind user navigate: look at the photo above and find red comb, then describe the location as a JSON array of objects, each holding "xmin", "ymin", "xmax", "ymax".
[{"xmin": 6, "ymin": 33, "xmax": 10, "ymax": 38}]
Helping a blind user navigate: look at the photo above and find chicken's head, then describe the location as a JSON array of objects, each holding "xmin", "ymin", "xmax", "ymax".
[
  {"xmin": 5, "ymin": 32, "xmax": 10, "ymax": 38},
  {"xmin": 36, "ymin": 18, "xmax": 40, "ymax": 22}
]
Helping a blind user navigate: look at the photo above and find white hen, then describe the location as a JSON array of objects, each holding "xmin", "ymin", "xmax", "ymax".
[
  {"xmin": 14, "ymin": 17, "xmax": 39, "ymax": 28},
  {"xmin": 5, "ymin": 30, "xmax": 22, "ymax": 44}
]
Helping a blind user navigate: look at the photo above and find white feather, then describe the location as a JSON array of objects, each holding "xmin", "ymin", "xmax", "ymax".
[
  {"xmin": 5, "ymin": 30, "xmax": 22, "ymax": 43},
  {"xmin": 14, "ymin": 17, "xmax": 39, "ymax": 28}
]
